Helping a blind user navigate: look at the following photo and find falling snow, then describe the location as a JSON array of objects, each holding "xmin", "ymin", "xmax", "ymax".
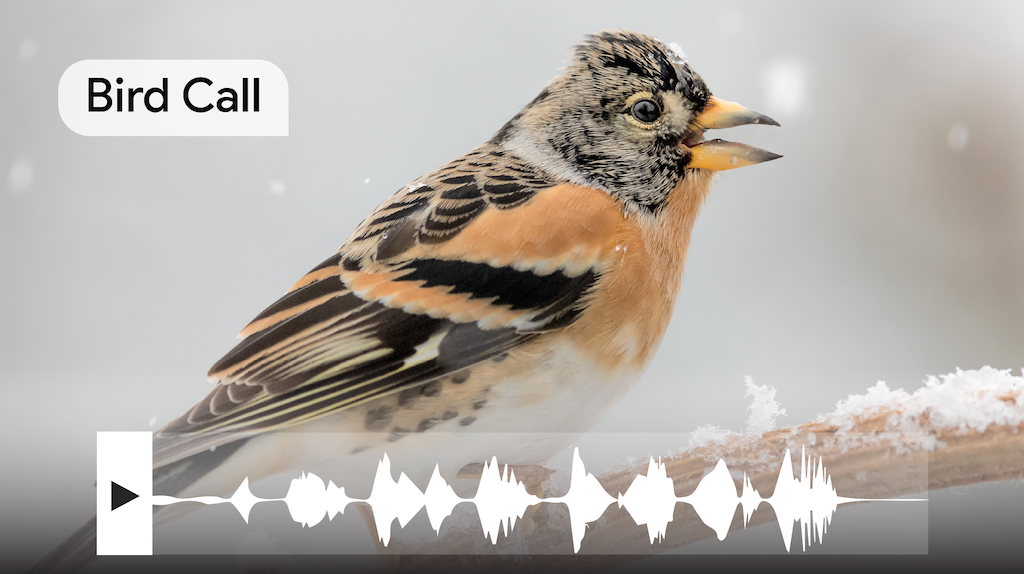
[
  {"xmin": 7, "ymin": 156, "xmax": 34, "ymax": 195},
  {"xmin": 947, "ymin": 122, "xmax": 969, "ymax": 151},
  {"xmin": 763, "ymin": 59, "xmax": 809, "ymax": 119},
  {"xmin": 18, "ymin": 38, "xmax": 36, "ymax": 62}
]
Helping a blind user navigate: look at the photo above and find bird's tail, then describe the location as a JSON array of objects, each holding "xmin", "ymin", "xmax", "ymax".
[
  {"xmin": 30, "ymin": 437, "xmax": 251, "ymax": 573},
  {"xmin": 29, "ymin": 516, "xmax": 98, "ymax": 574}
]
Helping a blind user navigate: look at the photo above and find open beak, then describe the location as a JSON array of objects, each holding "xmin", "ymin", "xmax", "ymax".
[{"xmin": 685, "ymin": 96, "xmax": 782, "ymax": 171}]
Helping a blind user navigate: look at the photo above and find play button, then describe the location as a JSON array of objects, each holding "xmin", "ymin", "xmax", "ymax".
[
  {"xmin": 111, "ymin": 481, "xmax": 139, "ymax": 511},
  {"xmin": 98, "ymin": 432, "xmax": 152, "ymax": 555}
]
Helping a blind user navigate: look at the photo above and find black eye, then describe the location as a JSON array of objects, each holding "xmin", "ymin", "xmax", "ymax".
[{"xmin": 630, "ymin": 99, "xmax": 661, "ymax": 123}]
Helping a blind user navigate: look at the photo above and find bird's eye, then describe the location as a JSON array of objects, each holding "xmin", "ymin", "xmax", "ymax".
[{"xmin": 630, "ymin": 99, "xmax": 661, "ymax": 123}]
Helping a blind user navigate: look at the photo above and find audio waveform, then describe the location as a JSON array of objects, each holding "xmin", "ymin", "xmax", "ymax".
[{"xmin": 151, "ymin": 447, "xmax": 922, "ymax": 552}]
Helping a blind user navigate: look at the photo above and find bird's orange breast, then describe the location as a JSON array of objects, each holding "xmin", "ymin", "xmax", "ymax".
[{"xmin": 560, "ymin": 172, "xmax": 714, "ymax": 372}]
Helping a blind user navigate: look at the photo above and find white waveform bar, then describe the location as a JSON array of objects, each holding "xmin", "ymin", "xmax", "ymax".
[{"xmin": 152, "ymin": 447, "xmax": 922, "ymax": 552}]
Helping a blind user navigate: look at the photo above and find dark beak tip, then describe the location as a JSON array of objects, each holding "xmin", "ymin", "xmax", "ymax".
[{"xmin": 758, "ymin": 115, "xmax": 781, "ymax": 127}]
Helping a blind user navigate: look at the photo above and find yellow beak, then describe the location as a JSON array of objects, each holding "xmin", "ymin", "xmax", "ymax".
[{"xmin": 686, "ymin": 96, "xmax": 782, "ymax": 171}]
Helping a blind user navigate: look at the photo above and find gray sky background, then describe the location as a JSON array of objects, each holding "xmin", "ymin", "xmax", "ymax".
[{"xmin": 2, "ymin": 0, "xmax": 1023, "ymax": 569}]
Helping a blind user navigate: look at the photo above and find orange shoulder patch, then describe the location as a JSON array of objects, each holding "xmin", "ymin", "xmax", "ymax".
[{"xmin": 404, "ymin": 183, "xmax": 624, "ymax": 276}]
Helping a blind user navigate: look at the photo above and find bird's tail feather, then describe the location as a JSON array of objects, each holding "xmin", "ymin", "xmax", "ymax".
[{"xmin": 29, "ymin": 516, "xmax": 97, "ymax": 574}]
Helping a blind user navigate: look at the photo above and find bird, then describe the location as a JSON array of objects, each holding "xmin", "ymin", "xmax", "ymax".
[{"xmin": 34, "ymin": 29, "xmax": 779, "ymax": 571}]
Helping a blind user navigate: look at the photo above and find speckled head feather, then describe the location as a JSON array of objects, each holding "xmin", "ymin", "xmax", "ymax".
[{"xmin": 496, "ymin": 30, "xmax": 713, "ymax": 211}]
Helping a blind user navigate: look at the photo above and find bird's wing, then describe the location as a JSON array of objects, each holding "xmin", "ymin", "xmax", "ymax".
[{"xmin": 155, "ymin": 145, "xmax": 624, "ymax": 466}]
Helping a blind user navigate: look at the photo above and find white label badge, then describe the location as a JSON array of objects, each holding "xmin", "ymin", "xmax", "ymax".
[{"xmin": 58, "ymin": 60, "xmax": 288, "ymax": 136}]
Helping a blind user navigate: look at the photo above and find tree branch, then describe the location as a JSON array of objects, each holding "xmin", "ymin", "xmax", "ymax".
[{"xmin": 383, "ymin": 370, "xmax": 1024, "ymax": 571}]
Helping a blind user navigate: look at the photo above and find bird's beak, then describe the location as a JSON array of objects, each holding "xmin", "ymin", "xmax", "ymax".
[{"xmin": 685, "ymin": 96, "xmax": 782, "ymax": 171}]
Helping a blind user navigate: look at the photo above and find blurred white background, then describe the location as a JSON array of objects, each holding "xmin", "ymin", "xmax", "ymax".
[{"xmin": 2, "ymin": 0, "xmax": 1022, "ymax": 570}]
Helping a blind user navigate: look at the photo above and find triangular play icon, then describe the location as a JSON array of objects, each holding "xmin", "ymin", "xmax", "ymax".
[{"xmin": 111, "ymin": 481, "xmax": 139, "ymax": 511}]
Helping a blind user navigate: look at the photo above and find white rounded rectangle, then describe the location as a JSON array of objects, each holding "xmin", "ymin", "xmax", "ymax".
[{"xmin": 59, "ymin": 60, "xmax": 288, "ymax": 136}]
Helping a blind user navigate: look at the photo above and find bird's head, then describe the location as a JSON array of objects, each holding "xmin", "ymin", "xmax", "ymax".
[{"xmin": 496, "ymin": 30, "xmax": 780, "ymax": 211}]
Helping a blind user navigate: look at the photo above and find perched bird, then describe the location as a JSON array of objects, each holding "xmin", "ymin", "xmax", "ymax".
[{"xmin": 35, "ymin": 29, "xmax": 779, "ymax": 570}]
